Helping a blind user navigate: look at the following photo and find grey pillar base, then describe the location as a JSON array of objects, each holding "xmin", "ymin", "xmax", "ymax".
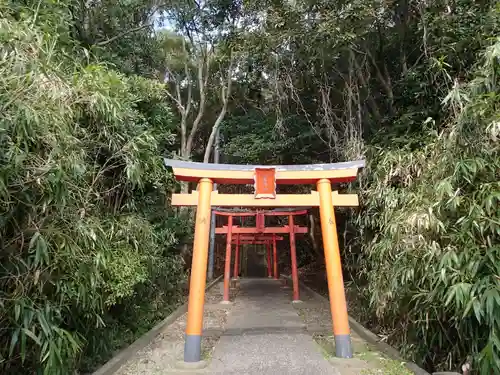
[
  {"xmin": 231, "ymin": 278, "xmax": 240, "ymax": 288},
  {"xmin": 176, "ymin": 360, "xmax": 207, "ymax": 370},
  {"xmin": 184, "ymin": 334, "xmax": 202, "ymax": 362},
  {"xmin": 334, "ymin": 334, "xmax": 353, "ymax": 358}
]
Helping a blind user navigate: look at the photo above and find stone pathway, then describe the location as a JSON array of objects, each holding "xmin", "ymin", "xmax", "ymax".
[
  {"xmin": 205, "ymin": 278, "xmax": 336, "ymax": 375},
  {"xmin": 110, "ymin": 278, "xmax": 412, "ymax": 375}
]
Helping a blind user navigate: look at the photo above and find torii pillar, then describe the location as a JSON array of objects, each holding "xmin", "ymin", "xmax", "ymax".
[
  {"xmin": 232, "ymin": 234, "xmax": 240, "ymax": 281},
  {"xmin": 273, "ymin": 234, "xmax": 278, "ymax": 279},
  {"xmin": 266, "ymin": 240, "xmax": 273, "ymax": 278},
  {"xmin": 289, "ymin": 214, "xmax": 300, "ymax": 302},
  {"xmin": 183, "ymin": 178, "xmax": 212, "ymax": 362}
]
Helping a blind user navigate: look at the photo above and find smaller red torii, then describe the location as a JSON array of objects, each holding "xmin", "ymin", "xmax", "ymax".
[
  {"xmin": 215, "ymin": 209, "xmax": 307, "ymax": 303},
  {"xmin": 229, "ymin": 235, "xmax": 285, "ymax": 280}
]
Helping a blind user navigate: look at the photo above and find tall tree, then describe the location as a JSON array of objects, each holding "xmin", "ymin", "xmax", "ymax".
[{"xmin": 162, "ymin": 0, "xmax": 243, "ymax": 164}]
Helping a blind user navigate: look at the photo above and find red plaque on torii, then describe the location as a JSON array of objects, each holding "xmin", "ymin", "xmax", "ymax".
[{"xmin": 254, "ymin": 168, "xmax": 276, "ymax": 199}]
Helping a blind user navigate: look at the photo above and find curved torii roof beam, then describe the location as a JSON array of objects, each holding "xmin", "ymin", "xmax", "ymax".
[{"xmin": 164, "ymin": 159, "xmax": 365, "ymax": 184}]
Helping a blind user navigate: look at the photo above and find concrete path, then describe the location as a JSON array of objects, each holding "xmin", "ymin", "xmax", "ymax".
[
  {"xmin": 205, "ymin": 279, "xmax": 339, "ymax": 375},
  {"xmin": 110, "ymin": 278, "xmax": 405, "ymax": 375}
]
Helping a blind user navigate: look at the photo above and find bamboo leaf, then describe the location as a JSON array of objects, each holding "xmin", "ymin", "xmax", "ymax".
[
  {"xmin": 9, "ymin": 329, "xmax": 20, "ymax": 357},
  {"xmin": 22, "ymin": 328, "xmax": 41, "ymax": 346}
]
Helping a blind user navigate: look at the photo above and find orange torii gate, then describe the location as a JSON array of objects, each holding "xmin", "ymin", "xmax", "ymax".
[
  {"xmin": 165, "ymin": 159, "xmax": 364, "ymax": 364},
  {"xmin": 214, "ymin": 209, "xmax": 308, "ymax": 303}
]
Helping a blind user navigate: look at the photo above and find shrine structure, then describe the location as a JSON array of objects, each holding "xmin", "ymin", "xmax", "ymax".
[
  {"xmin": 228, "ymin": 234, "xmax": 284, "ymax": 279},
  {"xmin": 165, "ymin": 159, "xmax": 364, "ymax": 364},
  {"xmin": 214, "ymin": 209, "xmax": 308, "ymax": 303}
]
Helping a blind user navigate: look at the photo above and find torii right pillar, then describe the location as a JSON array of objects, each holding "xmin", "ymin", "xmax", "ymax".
[{"xmin": 317, "ymin": 178, "xmax": 352, "ymax": 358}]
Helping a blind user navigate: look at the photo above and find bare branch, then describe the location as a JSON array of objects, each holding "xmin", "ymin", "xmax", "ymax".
[
  {"xmin": 95, "ymin": 24, "xmax": 152, "ymax": 46},
  {"xmin": 365, "ymin": 48, "xmax": 394, "ymax": 112},
  {"xmin": 164, "ymin": 67, "xmax": 185, "ymax": 112},
  {"xmin": 283, "ymin": 70, "xmax": 329, "ymax": 147},
  {"xmin": 350, "ymin": 50, "xmax": 382, "ymax": 122},
  {"xmin": 203, "ymin": 51, "xmax": 235, "ymax": 162},
  {"xmin": 185, "ymin": 46, "xmax": 209, "ymax": 157},
  {"xmin": 183, "ymin": 38, "xmax": 193, "ymax": 119},
  {"xmin": 164, "ymin": 87, "xmax": 182, "ymax": 110}
]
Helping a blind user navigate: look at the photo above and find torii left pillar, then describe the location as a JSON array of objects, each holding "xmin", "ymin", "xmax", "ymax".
[
  {"xmin": 266, "ymin": 240, "xmax": 272, "ymax": 278},
  {"xmin": 273, "ymin": 234, "xmax": 278, "ymax": 279},
  {"xmin": 232, "ymin": 234, "xmax": 240, "ymax": 281},
  {"xmin": 289, "ymin": 215, "xmax": 300, "ymax": 302},
  {"xmin": 222, "ymin": 215, "xmax": 233, "ymax": 303},
  {"xmin": 184, "ymin": 178, "xmax": 213, "ymax": 362}
]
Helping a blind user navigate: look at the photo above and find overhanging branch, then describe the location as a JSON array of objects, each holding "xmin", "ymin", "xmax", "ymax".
[{"xmin": 95, "ymin": 24, "xmax": 152, "ymax": 47}]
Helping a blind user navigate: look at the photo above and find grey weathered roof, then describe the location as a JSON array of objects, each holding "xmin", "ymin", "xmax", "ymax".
[{"xmin": 163, "ymin": 158, "xmax": 365, "ymax": 171}]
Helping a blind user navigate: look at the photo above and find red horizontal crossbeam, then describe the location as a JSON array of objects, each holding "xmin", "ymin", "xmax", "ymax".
[
  {"xmin": 231, "ymin": 235, "xmax": 284, "ymax": 241},
  {"xmin": 232, "ymin": 240, "xmax": 273, "ymax": 245},
  {"xmin": 214, "ymin": 210, "xmax": 307, "ymax": 217},
  {"xmin": 215, "ymin": 226, "xmax": 307, "ymax": 234}
]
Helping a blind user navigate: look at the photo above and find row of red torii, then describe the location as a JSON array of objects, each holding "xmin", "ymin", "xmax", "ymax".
[
  {"xmin": 214, "ymin": 209, "xmax": 308, "ymax": 303},
  {"xmin": 165, "ymin": 158, "xmax": 365, "ymax": 364}
]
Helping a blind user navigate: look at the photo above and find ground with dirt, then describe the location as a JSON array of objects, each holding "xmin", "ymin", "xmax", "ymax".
[
  {"xmin": 106, "ymin": 277, "xmax": 413, "ymax": 375},
  {"xmin": 114, "ymin": 282, "xmax": 237, "ymax": 375}
]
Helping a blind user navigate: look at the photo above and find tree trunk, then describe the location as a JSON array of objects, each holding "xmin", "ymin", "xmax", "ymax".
[
  {"xmin": 366, "ymin": 49, "xmax": 394, "ymax": 114},
  {"xmin": 351, "ymin": 51, "xmax": 382, "ymax": 122}
]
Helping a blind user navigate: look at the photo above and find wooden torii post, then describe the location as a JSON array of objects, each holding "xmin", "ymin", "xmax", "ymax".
[
  {"xmin": 214, "ymin": 209, "xmax": 307, "ymax": 302},
  {"xmin": 165, "ymin": 159, "xmax": 364, "ymax": 363}
]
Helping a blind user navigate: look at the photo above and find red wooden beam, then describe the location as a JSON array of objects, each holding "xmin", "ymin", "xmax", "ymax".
[
  {"xmin": 266, "ymin": 241, "xmax": 272, "ymax": 277},
  {"xmin": 223, "ymin": 215, "xmax": 233, "ymax": 302},
  {"xmin": 256, "ymin": 212, "xmax": 265, "ymax": 232},
  {"xmin": 216, "ymin": 225, "xmax": 307, "ymax": 234},
  {"xmin": 233, "ymin": 235, "xmax": 240, "ymax": 279},
  {"xmin": 231, "ymin": 240, "xmax": 273, "ymax": 245},
  {"xmin": 231, "ymin": 239, "xmax": 285, "ymax": 244},
  {"xmin": 214, "ymin": 210, "xmax": 308, "ymax": 217},
  {"xmin": 229, "ymin": 235, "xmax": 284, "ymax": 241},
  {"xmin": 273, "ymin": 234, "xmax": 278, "ymax": 279}
]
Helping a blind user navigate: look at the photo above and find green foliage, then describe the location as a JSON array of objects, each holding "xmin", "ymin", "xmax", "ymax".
[
  {"xmin": 0, "ymin": 6, "xmax": 185, "ymax": 374},
  {"xmin": 222, "ymin": 110, "xmax": 319, "ymax": 165},
  {"xmin": 355, "ymin": 38, "xmax": 500, "ymax": 372}
]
